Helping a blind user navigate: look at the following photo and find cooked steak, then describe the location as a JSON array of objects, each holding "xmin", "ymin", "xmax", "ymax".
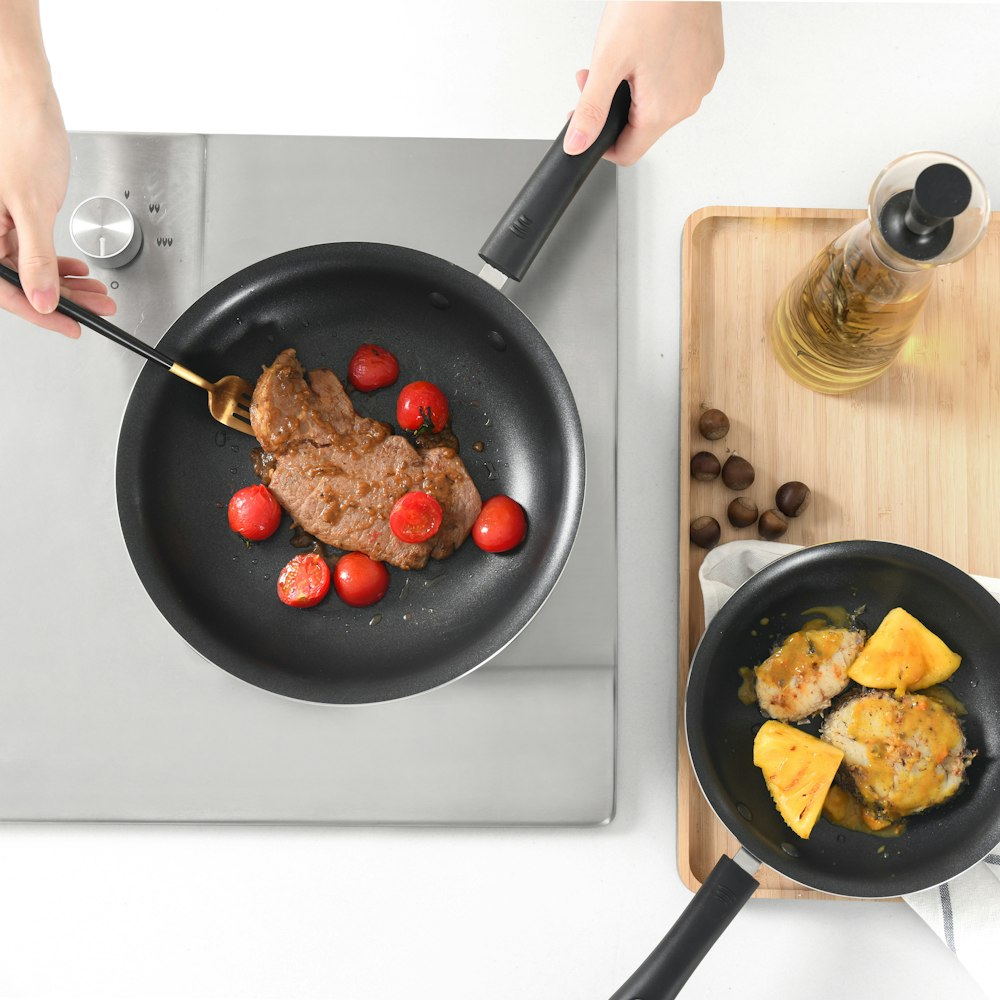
[
  {"xmin": 754, "ymin": 626, "xmax": 864, "ymax": 722},
  {"xmin": 820, "ymin": 688, "xmax": 975, "ymax": 822},
  {"xmin": 250, "ymin": 349, "xmax": 482, "ymax": 570}
]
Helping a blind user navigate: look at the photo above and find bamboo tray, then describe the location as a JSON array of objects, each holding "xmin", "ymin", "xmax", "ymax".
[{"xmin": 677, "ymin": 206, "xmax": 1000, "ymax": 900}]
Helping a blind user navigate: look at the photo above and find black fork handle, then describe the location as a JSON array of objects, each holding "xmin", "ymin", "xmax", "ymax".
[{"xmin": 0, "ymin": 262, "xmax": 173, "ymax": 369}]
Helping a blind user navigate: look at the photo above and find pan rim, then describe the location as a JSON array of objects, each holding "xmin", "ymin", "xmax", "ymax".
[
  {"xmin": 683, "ymin": 538, "xmax": 1000, "ymax": 898},
  {"xmin": 114, "ymin": 240, "xmax": 586, "ymax": 704}
]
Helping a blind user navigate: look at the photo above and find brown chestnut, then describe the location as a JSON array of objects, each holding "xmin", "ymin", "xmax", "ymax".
[
  {"xmin": 721, "ymin": 454, "xmax": 755, "ymax": 491},
  {"xmin": 698, "ymin": 408, "xmax": 730, "ymax": 441},
  {"xmin": 690, "ymin": 515, "xmax": 722, "ymax": 550},
  {"xmin": 758, "ymin": 509, "xmax": 788, "ymax": 540},
  {"xmin": 690, "ymin": 451, "xmax": 721, "ymax": 481},
  {"xmin": 727, "ymin": 497, "xmax": 759, "ymax": 528},
  {"xmin": 776, "ymin": 481, "xmax": 812, "ymax": 518}
]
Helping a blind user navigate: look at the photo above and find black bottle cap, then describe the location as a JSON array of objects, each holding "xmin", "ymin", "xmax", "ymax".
[{"xmin": 879, "ymin": 162, "xmax": 973, "ymax": 261}]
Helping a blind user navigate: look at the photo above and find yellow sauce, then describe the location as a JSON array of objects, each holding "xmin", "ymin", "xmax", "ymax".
[
  {"xmin": 822, "ymin": 785, "xmax": 905, "ymax": 837},
  {"xmin": 755, "ymin": 628, "xmax": 848, "ymax": 688},
  {"xmin": 737, "ymin": 666, "xmax": 757, "ymax": 706},
  {"xmin": 844, "ymin": 693, "xmax": 964, "ymax": 819},
  {"xmin": 801, "ymin": 605, "xmax": 853, "ymax": 628},
  {"xmin": 921, "ymin": 685, "xmax": 968, "ymax": 717}
]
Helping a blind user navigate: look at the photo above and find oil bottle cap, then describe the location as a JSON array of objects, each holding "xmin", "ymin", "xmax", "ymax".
[{"xmin": 879, "ymin": 163, "xmax": 973, "ymax": 261}]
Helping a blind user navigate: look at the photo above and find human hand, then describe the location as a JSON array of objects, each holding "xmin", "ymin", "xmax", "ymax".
[
  {"xmin": 0, "ymin": 82, "xmax": 116, "ymax": 338},
  {"xmin": 564, "ymin": 1, "xmax": 724, "ymax": 166}
]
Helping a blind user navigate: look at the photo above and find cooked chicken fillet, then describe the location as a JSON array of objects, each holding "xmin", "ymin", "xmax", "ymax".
[
  {"xmin": 820, "ymin": 689, "xmax": 974, "ymax": 822},
  {"xmin": 754, "ymin": 627, "xmax": 864, "ymax": 722}
]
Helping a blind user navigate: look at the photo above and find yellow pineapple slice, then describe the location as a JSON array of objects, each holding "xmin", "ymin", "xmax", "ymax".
[
  {"xmin": 847, "ymin": 607, "xmax": 961, "ymax": 695},
  {"xmin": 753, "ymin": 720, "xmax": 844, "ymax": 839}
]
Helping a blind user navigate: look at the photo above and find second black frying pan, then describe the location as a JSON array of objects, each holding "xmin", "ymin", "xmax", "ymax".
[
  {"xmin": 89, "ymin": 85, "xmax": 630, "ymax": 704},
  {"xmin": 609, "ymin": 541, "xmax": 1000, "ymax": 999}
]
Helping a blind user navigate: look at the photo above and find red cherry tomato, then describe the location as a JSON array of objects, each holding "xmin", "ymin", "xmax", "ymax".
[
  {"xmin": 348, "ymin": 343, "xmax": 400, "ymax": 392},
  {"xmin": 277, "ymin": 553, "xmax": 331, "ymax": 608},
  {"xmin": 389, "ymin": 491, "xmax": 443, "ymax": 543},
  {"xmin": 228, "ymin": 484, "xmax": 282, "ymax": 541},
  {"xmin": 396, "ymin": 380, "xmax": 449, "ymax": 433},
  {"xmin": 472, "ymin": 495, "xmax": 527, "ymax": 553},
  {"xmin": 334, "ymin": 552, "xmax": 390, "ymax": 607}
]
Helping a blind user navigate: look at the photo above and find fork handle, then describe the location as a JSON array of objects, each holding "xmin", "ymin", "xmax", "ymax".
[{"xmin": 0, "ymin": 262, "xmax": 173, "ymax": 370}]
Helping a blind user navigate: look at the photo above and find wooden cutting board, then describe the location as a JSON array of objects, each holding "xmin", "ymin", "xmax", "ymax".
[{"xmin": 677, "ymin": 206, "xmax": 1000, "ymax": 900}]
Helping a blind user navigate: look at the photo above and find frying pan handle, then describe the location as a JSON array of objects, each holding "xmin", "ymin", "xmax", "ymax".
[
  {"xmin": 607, "ymin": 854, "xmax": 759, "ymax": 1000},
  {"xmin": 0, "ymin": 262, "xmax": 173, "ymax": 369},
  {"xmin": 478, "ymin": 80, "xmax": 631, "ymax": 283}
]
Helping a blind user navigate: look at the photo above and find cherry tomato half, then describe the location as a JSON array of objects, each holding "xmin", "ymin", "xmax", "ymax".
[
  {"xmin": 397, "ymin": 380, "xmax": 449, "ymax": 433},
  {"xmin": 348, "ymin": 343, "xmax": 400, "ymax": 392},
  {"xmin": 472, "ymin": 495, "xmax": 527, "ymax": 553},
  {"xmin": 277, "ymin": 552, "xmax": 331, "ymax": 608},
  {"xmin": 389, "ymin": 491, "xmax": 443, "ymax": 543},
  {"xmin": 334, "ymin": 552, "xmax": 390, "ymax": 607},
  {"xmin": 228, "ymin": 484, "xmax": 282, "ymax": 541}
]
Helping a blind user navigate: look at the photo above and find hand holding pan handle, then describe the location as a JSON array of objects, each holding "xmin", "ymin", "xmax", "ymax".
[
  {"xmin": 479, "ymin": 80, "xmax": 632, "ymax": 283},
  {"xmin": 608, "ymin": 851, "xmax": 760, "ymax": 1000}
]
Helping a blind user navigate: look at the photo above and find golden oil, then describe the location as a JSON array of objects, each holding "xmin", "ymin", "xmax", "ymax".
[
  {"xmin": 770, "ymin": 222, "xmax": 932, "ymax": 394},
  {"xmin": 771, "ymin": 153, "xmax": 989, "ymax": 395}
]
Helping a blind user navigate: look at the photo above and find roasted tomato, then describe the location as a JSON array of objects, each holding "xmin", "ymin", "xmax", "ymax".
[
  {"xmin": 389, "ymin": 491, "xmax": 443, "ymax": 543},
  {"xmin": 397, "ymin": 380, "xmax": 449, "ymax": 434},
  {"xmin": 472, "ymin": 495, "xmax": 527, "ymax": 553},
  {"xmin": 348, "ymin": 343, "xmax": 399, "ymax": 392},
  {"xmin": 228, "ymin": 484, "xmax": 282, "ymax": 541},
  {"xmin": 277, "ymin": 552, "xmax": 331, "ymax": 608},
  {"xmin": 334, "ymin": 552, "xmax": 390, "ymax": 607}
]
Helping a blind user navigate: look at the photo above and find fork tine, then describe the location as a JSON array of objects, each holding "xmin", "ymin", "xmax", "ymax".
[{"xmin": 226, "ymin": 414, "xmax": 257, "ymax": 436}]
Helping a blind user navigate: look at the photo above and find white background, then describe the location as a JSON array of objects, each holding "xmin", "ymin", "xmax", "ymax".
[{"xmin": 3, "ymin": 2, "xmax": 998, "ymax": 998}]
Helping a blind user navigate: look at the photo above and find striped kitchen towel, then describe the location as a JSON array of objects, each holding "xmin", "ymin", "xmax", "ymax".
[{"xmin": 698, "ymin": 540, "xmax": 1000, "ymax": 1000}]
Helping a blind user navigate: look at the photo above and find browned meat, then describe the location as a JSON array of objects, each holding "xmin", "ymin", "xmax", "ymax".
[{"xmin": 250, "ymin": 349, "xmax": 481, "ymax": 570}]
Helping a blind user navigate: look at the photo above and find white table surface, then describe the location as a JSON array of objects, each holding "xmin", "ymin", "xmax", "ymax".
[{"xmin": 4, "ymin": 2, "xmax": 998, "ymax": 997}]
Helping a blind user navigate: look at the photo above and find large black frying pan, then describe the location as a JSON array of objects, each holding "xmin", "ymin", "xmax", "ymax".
[
  {"xmin": 45, "ymin": 84, "xmax": 630, "ymax": 705},
  {"xmin": 608, "ymin": 541, "xmax": 1000, "ymax": 999}
]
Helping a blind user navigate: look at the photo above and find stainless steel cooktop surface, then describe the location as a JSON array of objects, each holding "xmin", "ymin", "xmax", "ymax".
[{"xmin": 0, "ymin": 133, "xmax": 617, "ymax": 824}]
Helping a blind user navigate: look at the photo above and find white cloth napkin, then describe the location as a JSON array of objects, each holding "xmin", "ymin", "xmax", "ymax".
[{"xmin": 698, "ymin": 540, "xmax": 1000, "ymax": 999}]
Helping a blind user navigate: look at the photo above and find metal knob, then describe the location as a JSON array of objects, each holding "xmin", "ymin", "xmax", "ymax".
[{"xmin": 69, "ymin": 196, "xmax": 143, "ymax": 268}]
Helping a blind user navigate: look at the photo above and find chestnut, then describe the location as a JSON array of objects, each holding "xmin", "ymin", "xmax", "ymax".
[
  {"xmin": 698, "ymin": 408, "xmax": 730, "ymax": 441},
  {"xmin": 727, "ymin": 496, "xmax": 759, "ymax": 528},
  {"xmin": 758, "ymin": 509, "xmax": 788, "ymax": 540},
  {"xmin": 690, "ymin": 515, "xmax": 721, "ymax": 550},
  {"xmin": 721, "ymin": 454, "xmax": 755, "ymax": 491},
  {"xmin": 776, "ymin": 481, "xmax": 812, "ymax": 518},
  {"xmin": 691, "ymin": 451, "xmax": 721, "ymax": 481}
]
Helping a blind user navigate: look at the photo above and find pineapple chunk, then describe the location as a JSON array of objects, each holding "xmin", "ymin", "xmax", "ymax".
[
  {"xmin": 847, "ymin": 607, "xmax": 961, "ymax": 695},
  {"xmin": 753, "ymin": 721, "xmax": 844, "ymax": 839}
]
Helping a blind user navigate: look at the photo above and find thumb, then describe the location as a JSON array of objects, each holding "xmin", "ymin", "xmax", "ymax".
[
  {"xmin": 13, "ymin": 208, "xmax": 60, "ymax": 314},
  {"xmin": 563, "ymin": 63, "xmax": 621, "ymax": 156}
]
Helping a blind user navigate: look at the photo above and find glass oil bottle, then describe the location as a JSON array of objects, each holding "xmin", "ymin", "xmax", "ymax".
[{"xmin": 771, "ymin": 152, "xmax": 990, "ymax": 394}]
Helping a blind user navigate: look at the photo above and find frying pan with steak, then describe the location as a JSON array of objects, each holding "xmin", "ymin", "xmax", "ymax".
[
  {"xmin": 109, "ymin": 84, "xmax": 631, "ymax": 704},
  {"xmin": 608, "ymin": 541, "xmax": 1000, "ymax": 1000}
]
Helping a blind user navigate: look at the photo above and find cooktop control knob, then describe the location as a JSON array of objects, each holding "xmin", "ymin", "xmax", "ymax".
[{"xmin": 69, "ymin": 196, "xmax": 143, "ymax": 268}]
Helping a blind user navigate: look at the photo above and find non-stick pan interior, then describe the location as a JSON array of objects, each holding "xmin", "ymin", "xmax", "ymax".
[
  {"xmin": 686, "ymin": 541, "xmax": 1000, "ymax": 897},
  {"xmin": 116, "ymin": 243, "xmax": 584, "ymax": 703}
]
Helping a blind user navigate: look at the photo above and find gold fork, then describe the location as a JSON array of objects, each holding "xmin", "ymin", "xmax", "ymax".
[{"xmin": 0, "ymin": 263, "xmax": 254, "ymax": 436}]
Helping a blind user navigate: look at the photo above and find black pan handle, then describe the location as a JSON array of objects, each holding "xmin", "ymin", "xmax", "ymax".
[
  {"xmin": 608, "ymin": 854, "xmax": 760, "ymax": 1000},
  {"xmin": 0, "ymin": 262, "xmax": 172, "ymax": 368},
  {"xmin": 478, "ymin": 80, "xmax": 631, "ymax": 282}
]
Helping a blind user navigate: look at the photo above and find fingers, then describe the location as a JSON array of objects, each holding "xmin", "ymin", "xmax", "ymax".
[
  {"xmin": 0, "ymin": 249, "xmax": 116, "ymax": 339},
  {"xmin": 0, "ymin": 272, "xmax": 80, "ymax": 338},
  {"xmin": 563, "ymin": 61, "xmax": 626, "ymax": 156},
  {"xmin": 9, "ymin": 202, "xmax": 61, "ymax": 315},
  {"xmin": 602, "ymin": 122, "xmax": 664, "ymax": 167}
]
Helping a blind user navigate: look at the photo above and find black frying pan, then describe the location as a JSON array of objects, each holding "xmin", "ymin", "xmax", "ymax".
[
  {"xmin": 0, "ymin": 85, "xmax": 631, "ymax": 705},
  {"xmin": 609, "ymin": 541, "xmax": 1000, "ymax": 1000}
]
